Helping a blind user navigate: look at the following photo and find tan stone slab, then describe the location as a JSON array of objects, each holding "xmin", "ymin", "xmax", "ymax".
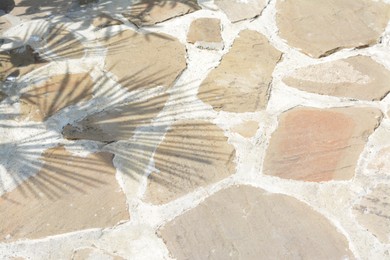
[
  {"xmin": 102, "ymin": 30, "xmax": 186, "ymax": 92},
  {"xmin": 144, "ymin": 120, "xmax": 236, "ymax": 204},
  {"xmin": 187, "ymin": 18, "xmax": 223, "ymax": 49},
  {"xmin": 0, "ymin": 146, "xmax": 129, "ymax": 242},
  {"xmin": 20, "ymin": 73, "xmax": 94, "ymax": 122},
  {"xmin": 276, "ymin": 0, "xmax": 390, "ymax": 58},
  {"xmin": 353, "ymin": 184, "xmax": 390, "ymax": 243},
  {"xmin": 63, "ymin": 93, "xmax": 169, "ymax": 142},
  {"xmin": 198, "ymin": 30, "xmax": 281, "ymax": 113},
  {"xmin": 263, "ymin": 107, "xmax": 382, "ymax": 182},
  {"xmin": 231, "ymin": 120, "xmax": 258, "ymax": 138},
  {"xmin": 92, "ymin": 14, "xmax": 123, "ymax": 29},
  {"xmin": 0, "ymin": 45, "xmax": 47, "ymax": 82},
  {"xmin": 124, "ymin": 0, "xmax": 200, "ymax": 27},
  {"xmin": 73, "ymin": 248, "xmax": 124, "ymax": 260},
  {"xmin": 284, "ymin": 56, "xmax": 390, "ymax": 101},
  {"xmin": 215, "ymin": 0, "xmax": 267, "ymax": 23},
  {"xmin": 11, "ymin": 0, "xmax": 73, "ymax": 20},
  {"xmin": 159, "ymin": 185, "xmax": 354, "ymax": 259}
]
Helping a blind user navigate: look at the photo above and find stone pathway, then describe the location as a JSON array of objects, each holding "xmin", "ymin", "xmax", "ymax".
[{"xmin": 0, "ymin": 0, "xmax": 390, "ymax": 259}]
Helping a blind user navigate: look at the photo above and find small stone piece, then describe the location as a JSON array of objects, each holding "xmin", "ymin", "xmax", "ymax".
[
  {"xmin": 73, "ymin": 248, "xmax": 124, "ymax": 260},
  {"xmin": 353, "ymin": 184, "xmax": 390, "ymax": 243},
  {"xmin": 276, "ymin": 0, "xmax": 390, "ymax": 58},
  {"xmin": 159, "ymin": 185, "xmax": 354, "ymax": 259},
  {"xmin": 0, "ymin": 146, "xmax": 129, "ymax": 242},
  {"xmin": 92, "ymin": 14, "xmax": 123, "ymax": 29},
  {"xmin": 103, "ymin": 30, "xmax": 186, "ymax": 92},
  {"xmin": 20, "ymin": 73, "xmax": 94, "ymax": 121},
  {"xmin": 187, "ymin": 18, "xmax": 223, "ymax": 50},
  {"xmin": 215, "ymin": 0, "xmax": 267, "ymax": 23},
  {"xmin": 125, "ymin": 0, "xmax": 200, "ymax": 27},
  {"xmin": 198, "ymin": 30, "xmax": 281, "ymax": 113},
  {"xmin": 63, "ymin": 93, "xmax": 168, "ymax": 142},
  {"xmin": 283, "ymin": 56, "xmax": 390, "ymax": 101},
  {"xmin": 144, "ymin": 120, "xmax": 236, "ymax": 205},
  {"xmin": 231, "ymin": 120, "xmax": 258, "ymax": 138},
  {"xmin": 263, "ymin": 107, "xmax": 382, "ymax": 182}
]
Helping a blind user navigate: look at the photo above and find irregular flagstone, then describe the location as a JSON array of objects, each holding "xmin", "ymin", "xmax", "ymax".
[
  {"xmin": 19, "ymin": 73, "xmax": 94, "ymax": 121},
  {"xmin": 102, "ymin": 30, "xmax": 186, "ymax": 92},
  {"xmin": 73, "ymin": 247, "xmax": 124, "ymax": 260},
  {"xmin": 353, "ymin": 184, "xmax": 390, "ymax": 243},
  {"xmin": 231, "ymin": 120, "xmax": 258, "ymax": 138},
  {"xmin": 283, "ymin": 56, "xmax": 390, "ymax": 101},
  {"xmin": 62, "ymin": 93, "xmax": 169, "ymax": 142},
  {"xmin": 124, "ymin": 0, "xmax": 200, "ymax": 27},
  {"xmin": 197, "ymin": 30, "xmax": 282, "ymax": 113},
  {"xmin": 11, "ymin": 0, "xmax": 74, "ymax": 20},
  {"xmin": 158, "ymin": 185, "xmax": 354, "ymax": 259},
  {"xmin": 0, "ymin": 45, "xmax": 47, "ymax": 82},
  {"xmin": 263, "ymin": 107, "xmax": 382, "ymax": 182},
  {"xmin": 92, "ymin": 14, "xmax": 123, "ymax": 29},
  {"xmin": 276, "ymin": 0, "xmax": 390, "ymax": 58},
  {"xmin": 0, "ymin": 146, "xmax": 129, "ymax": 242},
  {"xmin": 215, "ymin": 0, "xmax": 267, "ymax": 23},
  {"xmin": 144, "ymin": 120, "xmax": 236, "ymax": 205},
  {"xmin": 187, "ymin": 18, "xmax": 223, "ymax": 50}
]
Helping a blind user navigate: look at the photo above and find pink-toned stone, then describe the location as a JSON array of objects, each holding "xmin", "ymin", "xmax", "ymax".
[
  {"xmin": 125, "ymin": 0, "xmax": 200, "ymax": 27},
  {"xmin": 263, "ymin": 107, "xmax": 382, "ymax": 182},
  {"xmin": 103, "ymin": 30, "xmax": 186, "ymax": 92},
  {"xmin": 283, "ymin": 56, "xmax": 390, "ymax": 101},
  {"xmin": 159, "ymin": 185, "xmax": 354, "ymax": 259},
  {"xmin": 276, "ymin": 0, "xmax": 390, "ymax": 58},
  {"xmin": 144, "ymin": 120, "xmax": 236, "ymax": 205},
  {"xmin": 231, "ymin": 120, "xmax": 258, "ymax": 138},
  {"xmin": 215, "ymin": 0, "xmax": 267, "ymax": 23},
  {"xmin": 0, "ymin": 146, "xmax": 129, "ymax": 242},
  {"xmin": 20, "ymin": 73, "xmax": 94, "ymax": 121},
  {"xmin": 197, "ymin": 30, "xmax": 282, "ymax": 113},
  {"xmin": 353, "ymin": 184, "xmax": 390, "ymax": 243},
  {"xmin": 187, "ymin": 18, "xmax": 223, "ymax": 50}
]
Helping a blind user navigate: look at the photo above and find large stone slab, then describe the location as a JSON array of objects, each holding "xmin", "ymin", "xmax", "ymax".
[
  {"xmin": 11, "ymin": 0, "xmax": 74, "ymax": 20},
  {"xmin": 353, "ymin": 184, "xmax": 390, "ymax": 243},
  {"xmin": 187, "ymin": 18, "xmax": 223, "ymax": 50},
  {"xmin": 215, "ymin": 0, "xmax": 267, "ymax": 23},
  {"xmin": 283, "ymin": 56, "xmax": 390, "ymax": 101},
  {"xmin": 20, "ymin": 73, "xmax": 94, "ymax": 121},
  {"xmin": 263, "ymin": 107, "xmax": 382, "ymax": 182},
  {"xmin": 197, "ymin": 30, "xmax": 281, "ymax": 113},
  {"xmin": 0, "ymin": 146, "xmax": 129, "ymax": 242},
  {"xmin": 276, "ymin": 0, "xmax": 390, "ymax": 58},
  {"xmin": 63, "ymin": 93, "xmax": 169, "ymax": 142},
  {"xmin": 124, "ymin": 0, "xmax": 200, "ymax": 27},
  {"xmin": 102, "ymin": 30, "xmax": 186, "ymax": 92},
  {"xmin": 159, "ymin": 185, "xmax": 354, "ymax": 259},
  {"xmin": 144, "ymin": 120, "xmax": 236, "ymax": 204}
]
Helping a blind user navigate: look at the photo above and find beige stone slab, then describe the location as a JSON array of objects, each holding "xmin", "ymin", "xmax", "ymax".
[
  {"xmin": 72, "ymin": 247, "xmax": 124, "ymax": 260},
  {"xmin": 11, "ymin": 0, "xmax": 74, "ymax": 20},
  {"xmin": 62, "ymin": 93, "xmax": 169, "ymax": 142},
  {"xmin": 263, "ymin": 107, "xmax": 382, "ymax": 182},
  {"xmin": 20, "ymin": 73, "xmax": 94, "ymax": 122},
  {"xmin": 144, "ymin": 120, "xmax": 236, "ymax": 205},
  {"xmin": 0, "ymin": 146, "xmax": 129, "ymax": 242},
  {"xmin": 283, "ymin": 56, "xmax": 390, "ymax": 101},
  {"xmin": 92, "ymin": 14, "xmax": 123, "ymax": 29},
  {"xmin": 215, "ymin": 0, "xmax": 267, "ymax": 23},
  {"xmin": 231, "ymin": 120, "xmax": 258, "ymax": 138},
  {"xmin": 124, "ymin": 0, "xmax": 200, "ymax": 27},
  {"xmin": 187, "ymin": 18, "xmax": 223, "ymax": 49},
  {"xmin": 197, "ymin": 30, "xmax": 281, "ymax": 113},
  {"xmin": 102, "ymin": 30, "xmax": 186, "ymax": 92},
  {"xmin": 159, "ymin": 185, "xmax": 354, "ymax": 259},
  {"xmin": 276, "ymin": 0, "xmax": 390, "ymax": 58},
  {"xmin": 353, "ymin": 184, "xmax": 390, "ymax": 243}
]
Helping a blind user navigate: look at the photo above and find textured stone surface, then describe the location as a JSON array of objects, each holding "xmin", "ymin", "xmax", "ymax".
[
  {"xmin": 159, "ymin": 185, "xmax": 354, "ymax": 259},
  {"xmin": 283, "ymin": 56, "xmax": 390, "ymax": 101},
  {"xmin": 73, "ymin": 248, "xmax": 124, "ymax": 260},
  {"xmin": 198, "ymin": 30, "xmax": 281, "ymax": 113},
  {"xmin": 0, "ymin": 16, "xmax": 12, "ymax": 34},
  {"xmin": 215, "ymin": 0, "xmax": 267, "ymax": 23},
  {"xmin": 92, "ymin": 14, "xmax": 123, "ymax": 29},
  {"xmin": 20, "ymin": 73, "xmax": 94, "ymax": 121},
  {"xmin": 263, "ymin": 107, "xmax": 382, "ymax": 182},
  {"xmin": 276, "ymin": 0, "xmax": 390, "ymax": 58},
  {"xmin": 11, "ymin": 0, "xmax": 73, "ymax": 20},
  {"xmin": 144, "ymin": 120, "xmax": 236, "ymax": 204},
  {"xmin": 125, "ymin": 0, "xmax": 200, "ymax": 27},
  {"xmin": 63, "ymin": 93, "xmax": 168, "ymax": 142},
  {"xmin": 368, "ymin": 147, "xmax": 390, "ymax": 175},
  {"xmin": 0, "ymin": 146, "xmax": 129, "ymax": 242},
  {"xmin": 187, "ymin": 18, "xmax": 223, "ymax": 49},
  {"xmin": 103, "ymin": 30, "xmax": 186, "ymax": 92},
  {"xmin": 353, "ymin": 184, "xmax": 390, "ymax": 243},
  {"xmin": 231, "ymin": 120, "xmax": 258, "ymax": 138}
]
